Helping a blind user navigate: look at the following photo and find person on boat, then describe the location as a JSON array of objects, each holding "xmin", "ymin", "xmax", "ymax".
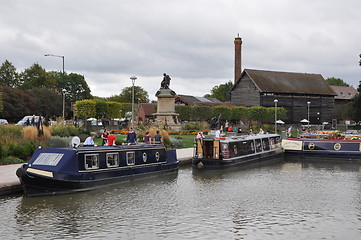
[
  {"xmin": 84, "ymin": 134, "xmax": 96, "ymax": 146},
  {"xmin": 259, "ymin": 128, "xmax": 264, "ymax": 134},
  {"xmin": 126, "ymin": 128, "xmax": 137, "ymax": 144},
  {"xmin": 195, "ymin": 132, "xmax": 204, "ymax": 140},
  {"xmin": 107, "ymin": 133, "xmax": 116, "ymax": 146},
  {"xmin": 215, "ymin": 128, "xmax": 221, "ymax": 138},
  {"xmin": 143, "ymin": 131, "xmax": 151, "ymax": 144},
  {"xmin": 153, "ymin": 130, "xmax": 163, "ymax": 144},
  {"xmin": 249, "ymin": 129, "xmax": 253, "ymax": 135},
  {"xmin": 101, "ymin": 129, "xmax": 109, "ymax": 146}
]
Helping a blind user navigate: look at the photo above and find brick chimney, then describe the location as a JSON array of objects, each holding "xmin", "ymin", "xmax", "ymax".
[{"xmin": 234, "ymin": 35, "xmax": 242, "ymax": 84}]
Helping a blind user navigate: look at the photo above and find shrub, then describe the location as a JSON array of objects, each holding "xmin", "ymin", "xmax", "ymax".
[
  {"xmin": 44, "ymin": 136, "xmax": 73, "ymax": 148},
  {"xmin": 23, "ymin": 126, "xmax": 38, "ymax": 141},
  {"xmin": 0, "ymin": 156, "xmax": 26, "ymax": 165},
  {"xmin": 169, "ymin": 136, "xmax": 184, "ymax": 148}
]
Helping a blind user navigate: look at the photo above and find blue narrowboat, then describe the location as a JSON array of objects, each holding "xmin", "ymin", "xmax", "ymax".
[
  {"xmin": 16, "ymin": 143, "xmax": 178, "ymax": 196},
  {"xmin": 192, "ymin": 134, "xmax": 284, "ymax": 170},
  {"xmin": 282, "ymin": 137, "xmax": 361, "ymax": 160}
]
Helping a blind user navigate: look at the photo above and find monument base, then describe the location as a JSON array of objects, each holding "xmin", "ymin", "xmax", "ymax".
[{"xmin": 153, "ymin": 113, "xmax": 182, "ymax": 131}]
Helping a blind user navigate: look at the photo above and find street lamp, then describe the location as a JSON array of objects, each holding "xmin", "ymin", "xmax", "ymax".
[
  {"xmin": 62, "ymin": 89, "xmax": 67, "ymax": 118},
  {"xmin": 130, "ymin": 76, "xmax": 137, "ymax": 129},
  {"xmin": 44, "ymin": 54, "xmax": 65, "ymax": 117},
  {"xmin": 307, "ymin": 101, "xmax": 311, "ymax": 126},
  {"xmin": 274, "ymin": 99, "xmax": 278, "ymax": 133}
]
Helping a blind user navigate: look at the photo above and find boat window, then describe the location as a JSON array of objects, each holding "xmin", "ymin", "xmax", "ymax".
[
  {"xmin": 33, "ymin": 153, "xmax": 64, "ymax": 166},
  {"xmin": 233, "ymin": 145, "xmax": 238, "ymax": 155},
  {"xmin": 155, "ymin": 152, "xmax": 160, "ymax": 161},
  {"xmin": 221, "ymin": 143, "xmax": 230, "ymax": 158},
  {"xmin": 143, "ymin": 152, "xmax": 147, "ymax": 162},
  {"xmin": 85, "ymin": 154, "xmax": 99, "ymax": 170},
  {"xmin": 106, "ymin": 153, "xmax": 119, "ymax": 167},
  {"xmin": 127, "ymin": 152, "xmax": 135, "ymax": 165},
  {"xmin": 255, "ymin": 139, "xmax": 262, "ymax": 152},
  {"xmin": 262, "ymin": 138, "xmax": 270, "ymax": 151}
]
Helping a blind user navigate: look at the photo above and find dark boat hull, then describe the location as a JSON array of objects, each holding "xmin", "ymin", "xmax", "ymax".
[
  {"xmin": 192, "ymin": 148, "xmax": 284, "ymax": 170},
  {"xmin": 282, "ymin": 137, "xmax": 361, "ymax": 160},
  {"xmin": 16, "ymin": 162, "xmax": 178, "ymax": 196}
]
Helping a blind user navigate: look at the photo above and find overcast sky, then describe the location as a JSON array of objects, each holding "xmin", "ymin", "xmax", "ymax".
[{"xmin": 1, "ymin": 0, "xmax": 360, "ymax": 101}]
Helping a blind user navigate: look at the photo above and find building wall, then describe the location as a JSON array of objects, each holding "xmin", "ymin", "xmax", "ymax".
[
  {"xmin": 261, "ymin": 95, "xmax": 334, "ymax": 124},
  {"xmin": 230, "ymin": 75, "xmax": 260, "ymax": 106}
]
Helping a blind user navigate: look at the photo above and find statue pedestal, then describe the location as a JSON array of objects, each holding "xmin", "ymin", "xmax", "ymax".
[{"xmin": 154, "ymin": 89, "xmax": 182, "ymax": 131}]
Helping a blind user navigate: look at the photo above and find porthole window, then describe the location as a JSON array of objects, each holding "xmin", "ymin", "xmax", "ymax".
[
  {"xmin": 143, "ymin": 152, "xmax": 147, "ymax": 162},
  {"xmin": 334, "ymin": 143, "xmax": 341, "ymax": 151},
  {"xmin": 308, "ymin": 142, "xmax": 315, "ymax": 150},
  {"xmin": 106, "ymin": 153, "xmax": 119, "ymax": 167},
  {"xmin": 85, "ymin": 154, "xmax": 99, "ymax": 170},
  {"xmin": 127, "ymin": 152, "xmax": 135, "ymax": 165},
  {"xmin": 155, "ymin": 152, "xmax": 160, "ymax": 161}
]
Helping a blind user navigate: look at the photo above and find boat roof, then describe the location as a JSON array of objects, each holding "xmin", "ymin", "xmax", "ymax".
[{"xmin": 205, "ymin": 134, "xmax": 280, "ymax": 143}]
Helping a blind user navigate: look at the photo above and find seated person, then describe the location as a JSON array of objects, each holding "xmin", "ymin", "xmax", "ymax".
[{"xmin": 84, "ymin": 135, "xmax": 95, "ymax": 146}]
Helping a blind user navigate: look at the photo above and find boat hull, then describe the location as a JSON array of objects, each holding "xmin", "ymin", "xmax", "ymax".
[
  {"xmin": 282, "ymin": 137, "xmax": 361, "ymax": 160},
  {"xmin": 192, "ymin": 148, "xmax": 284, "ymax": 170}
]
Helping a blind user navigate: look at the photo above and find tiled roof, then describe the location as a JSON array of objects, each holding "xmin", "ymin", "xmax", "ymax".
[
  {"xmin": 232, "ymin": 69, "xmax": 336, "ymax": 96},
  {"xmin": 176, "ymin": 95, "xmax": 222, "ymax": 105},
  {"xmin": 330, "ymin": 85, "xmax": 358, "ymax": 100}
]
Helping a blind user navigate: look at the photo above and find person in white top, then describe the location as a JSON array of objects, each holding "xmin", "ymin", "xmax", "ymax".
[
  {"xmin": 84, "ymin": 135, "xmax": 95, "ymax": 146},
  {"xmin": 215, "ymin": 129, "xmax": 221, "ymax": 138}
]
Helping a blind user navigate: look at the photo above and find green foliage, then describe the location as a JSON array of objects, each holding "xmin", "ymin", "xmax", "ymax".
[
  {"xmin": 107, "ymin": 101, "xmax": 124, "ymax": 118},
  {"xmin": 169, "ymin": 136, "xmax": 184, "ymax": 148},
  {"xmin": 44, "ymin": 136, "xmax": 73, "ymax": 148},
  {"xmin": 75, "ymin": 99, "xmax": 96, "ymax": 118},
  {"xmin": 175, "ymin": 105, "xmax": 191, "ymax": 121},
  {"xmin": 325, "ymin": 77, "xmax": 349, "ymax": 87},
  {"xmin": 352, "ymin": 81, "xmax": 361, "ymax": 121},
  {"xmin": 11, "ymin": 141, "xmax": 36, "ymax": 160},
  {"xmin": 184, "ymin": 122, "xmax": 207, "ymax": 130},
  {"xmin": 190, "ymin": 106, "xmax": 211, "ymax": 120},
  {"xmin": 0, "ymin": 91, "xmax": 3, "ymax": 113},
  {"xmin": 231, "ymin": 106, "xmax": 249, "ymax": 121},
  {"xmin": 51, "ymin": 125, "xmax": 79, "ymax": 137},
  {"xmin": 204, "ymin": 80, "xmax": 233, "ymax": 102},
  {"xmin": 211, "ymin": 105, "xmax": 232, "ymax": 121},
  {"xmin": 0, "ymin": 60, "xmax": 20, "ymax": 88},
  {"xmin": 0, "ymin": 156, "xmax": 26, "ymax": 164},
  {"xmin": 19, "ymin": 63, "xmax": 54, "ymax": 90},
  {"xmin": 108, "ymin": 85, "xmax": 149, "ymax": 103}
]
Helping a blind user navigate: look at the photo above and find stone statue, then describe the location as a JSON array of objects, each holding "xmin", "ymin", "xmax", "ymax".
[{"xmin": 160, "ymin": 73, "xmax": 171, "ymax": 89}]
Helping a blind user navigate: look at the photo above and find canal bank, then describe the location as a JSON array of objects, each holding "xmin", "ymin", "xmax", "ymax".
[{"xmin": 0, "ymin": 148, "xmax": 194, "ymax": 196}]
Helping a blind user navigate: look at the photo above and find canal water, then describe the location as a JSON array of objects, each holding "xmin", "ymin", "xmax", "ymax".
[{"xmin": 1, "ymin": 159, "xmax": 360, "ymax": 240}]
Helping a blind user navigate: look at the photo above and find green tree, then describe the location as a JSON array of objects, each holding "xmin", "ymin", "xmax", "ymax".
[
  {"xmin": 175, "ymin": 105, "xmax": 192, "ymax": 121},
  {"xmin": 0, "ymin": 60, "xmax": 20, "ymax": 87},
  {"xmin": 325, "ymin": 77, "xmax": 349, "ymax": 86},
  {"xmin": 75, "ymin": 99, "xmax": 96, "ymax": 119},
  {"xmin": 29, "ymin": 87, "xmax": 62, "ymax": 118},
  {"xmin": 108, "ymin": 86, "xmax": 149, "ymax": 103},
  {"xmin": 351, "ymin": 81, "xmax": 361, "ymax": 121},
  {"xmin": 191, "ymin": 106, "xmax": 211, "ymax": 121},
  {"xmin": 204, "ymin": 81, "xmax": 233, "ymax": 102},
  {"xmin": 0, "ymin": 91, "xmax": 3, "ymax": 113},
  {"xmin": 19, "ymin": 63, "xmax": 55, "ymax": 89}
]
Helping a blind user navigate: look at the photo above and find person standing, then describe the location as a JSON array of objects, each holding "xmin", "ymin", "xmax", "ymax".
[
  {"xmin": 215, "ymin": 128, "xmax": 221, "ymax": 138},
  {"xmin": 153, "ymin": 130, "xmax": 163, "ymax": 144},
  {"xmin": 101, "ymin": 129, "xmax": 109, "ymax": 146},
  {"xmin": 126, "ymin": 128, "xmax": 137, "ymax": 144}
]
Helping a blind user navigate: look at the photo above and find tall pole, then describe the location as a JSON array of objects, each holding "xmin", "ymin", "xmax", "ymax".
[
  {"xmin": 45, "ymin": 54, "xmax": 65, "ymax": 117},
  {"xmin": 274, "ymin": 99, "xmax": 278, "ymax": 133},
  {"xmin": 130, "ymin": 76, "xmax": 137, "ymax": 129},
  {"xmin": 307, "ymin": 101, "xmax": 311, "ymax": 127}
]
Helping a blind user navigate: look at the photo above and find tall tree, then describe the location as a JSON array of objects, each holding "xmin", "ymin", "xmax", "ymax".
[
  {"xmin": 325, "ymin": 77, "xmax": 349, "ymax": 86},
  {"xmin": 108, "ymin": 86, "xmax": 149, "ymax": 103},
  {"xmin": 0, "ymin": 60, "xmax": 20, "ymax": 87},
  {"xmin": 19, "ymin": 63, "xmax": 55, "ymax": 89},
  {"xmin": 204, "ymin": 81, "xmax": 233, "ymax": 102},
  {"xmin": 351, "ymin": 81, "xmax": 361, "ymax": 121}
]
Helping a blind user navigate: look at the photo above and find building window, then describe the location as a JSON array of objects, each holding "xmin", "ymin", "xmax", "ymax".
[
  {"xmin": 85, "ymin": 154, "xmax": 99, "ymax": 170},
  {"xmin": 127, "ymin": 152, "xmax": 135, "ymax": 165},
  {"xmin": 106, "ymin": 153, "xmax": 119, "ymax": 167}
]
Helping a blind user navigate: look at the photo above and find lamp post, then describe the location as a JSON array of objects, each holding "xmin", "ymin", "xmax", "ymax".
[
  {"xmin": 274, "ymin": 99, "xmax": 278, "ymax": 133},
  {"xmin": 307, "ymin": 101, "xmax": 311, "ymax": 127},
  {"xmin": 62, "ymin": 89, "xmax": 67, "ymax": 118},
  {"xmin": 130, "ymin": 76, "xmax": 137, "ymax": 129},
  {"xmin": 44, "ymin": 54, "xmax": 65, "ymax": 117}
]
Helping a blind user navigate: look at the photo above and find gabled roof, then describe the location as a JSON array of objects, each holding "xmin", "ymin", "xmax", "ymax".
[
  {"xmin": 330, "ymin": 85, "xmax": 358, "ymax": 100},
  {"xmin": 231, "ymin": 69, "xmax": 336, "ymax": 96},
  {"xmin": 176, "ymin": 94, "xmax": 222, "ymax": 105},
  {"xmin": 137, "ymin": 103, "xmax": 156, "ymax": 116}
]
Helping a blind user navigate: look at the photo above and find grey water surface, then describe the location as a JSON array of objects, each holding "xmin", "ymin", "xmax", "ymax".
[{"xmin": 1, "ymin": 159, "xmax": 360, "ymax": 240}]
